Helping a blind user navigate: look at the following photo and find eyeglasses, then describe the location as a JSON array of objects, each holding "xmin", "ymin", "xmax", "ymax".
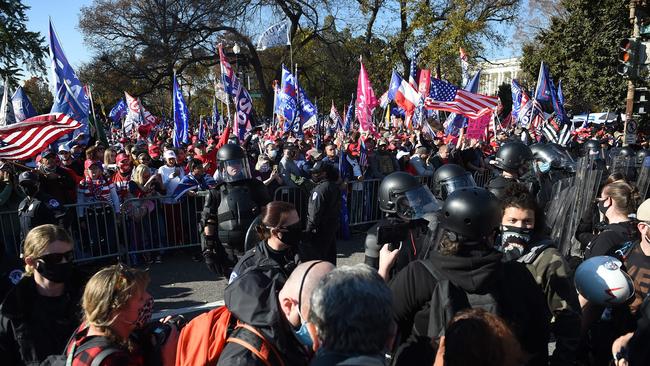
[{"xmin": 37, "ymin": 250, "xmax": 74, "ymax": 265}]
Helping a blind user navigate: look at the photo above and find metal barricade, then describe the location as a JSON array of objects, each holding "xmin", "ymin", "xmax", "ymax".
[
  {"xmin": 347, "ymin": 179, "xmax": 383, "ymax": 226},
  {"xmin": 121, "ymin": 192, "xmax": 207, "ymax": 264},
  {"xmin": 273, "ymin": 186, "xmax": 307, "ymax": 224},
  {"xmin": 69, "ymin": 201, "xmax": 122, "ymax": 263}
]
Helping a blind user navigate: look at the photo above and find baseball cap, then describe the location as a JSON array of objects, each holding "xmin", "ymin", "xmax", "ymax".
[
  {"xmin": 84, "ymin": 159, "xmax": 101, "ymax": 171},
  {"xmin": 638, "ymin": 199, "xmax": 650, "ymax": 222},
  {"xmin": 58, "ymin": 145, "xmax": 70, "ymax": 153},
  {"xmin": 163, "ymin": 150, "xmax": 177, "ymax": 160},
  {"xmin": 116, "ymin": 153, "xmax": 129, "ymax": 163},
  {"xmin": 41, "ymin": 149, "xmax": 56, "ymax": 158}
]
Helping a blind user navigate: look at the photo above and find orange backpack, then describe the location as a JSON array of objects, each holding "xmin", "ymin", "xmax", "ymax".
[{"xmin": 175, "ymin": 306, "xmax": 284, "ymax": 366}]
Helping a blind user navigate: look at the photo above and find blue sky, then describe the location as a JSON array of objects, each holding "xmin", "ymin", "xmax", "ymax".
[{"xmin": 23, "ymin": 0, "xmax": 520, "ymax": 76}]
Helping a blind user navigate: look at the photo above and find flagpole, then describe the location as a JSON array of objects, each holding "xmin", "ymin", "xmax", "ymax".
[{"xmin": 88, "ymin": 85, "xmax": 99, "ymax": 141}]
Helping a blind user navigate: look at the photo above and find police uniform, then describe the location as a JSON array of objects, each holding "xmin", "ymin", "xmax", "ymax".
[
  {"xmin": 303, "ymin": 178, "xmax": 340, "ymax": 264},
  {"xmin": 17, "ymin": 192, "xmax": 67, "ymax": 241}
]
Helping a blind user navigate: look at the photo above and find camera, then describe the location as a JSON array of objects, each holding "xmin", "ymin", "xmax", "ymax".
[{"xmin": 377, "ymin": 220, "xmax": 409, "ymax": 251}]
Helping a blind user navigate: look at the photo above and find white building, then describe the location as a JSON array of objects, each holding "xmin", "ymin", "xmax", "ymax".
[{"xmin": 477, "ymin": 57, "xmax": 522, "ymax": 96}]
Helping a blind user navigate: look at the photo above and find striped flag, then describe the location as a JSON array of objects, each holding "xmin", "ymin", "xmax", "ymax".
[
  {"xmin": 329, "ymin": 101, "xmax": 343, "ymax": 130},
  {"xmin": 425, "ymin": 78, "xmax": 497, "ymax": 119},
  {"xmin": 0, "ymin": 113, "xmax": 82, "ymax": 160}
]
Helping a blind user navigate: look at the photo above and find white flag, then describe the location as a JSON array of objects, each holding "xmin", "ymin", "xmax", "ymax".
[
  {"xmin": 0, "ymin": 79, "xmax": 16, "ymax": 127},
  {"xmin": 256, "ymin": 20, "xmax": 291, "ymax": 51}
]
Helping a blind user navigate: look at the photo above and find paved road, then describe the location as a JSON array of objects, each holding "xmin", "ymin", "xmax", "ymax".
[{"xmin": 147, "ymin": 232, "xmax": 367, "ymax": 317}]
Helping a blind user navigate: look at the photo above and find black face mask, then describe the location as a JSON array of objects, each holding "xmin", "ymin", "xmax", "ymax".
[
  {"xmin": 36, "ymin": 260, "xmax": 73, "ymax": 283},
  {"xmin": 597, "ymin": 199, "xmax": 609, "ymax": 215},
  {"xmin": 500, "ymin": 225, "xmax": 533, "ymax": 246},
  {"xmin": 20, "ymin": 184, "xmax": 38, "ymax": 197},
  {"xmin": 279, "ymin": 223, "xmax": 302, "ymax": 247}
]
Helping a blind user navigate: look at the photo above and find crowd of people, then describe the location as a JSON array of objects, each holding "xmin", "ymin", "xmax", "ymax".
[{"xmin": 1, "ymin": 116, "xmax": 650, "ymax": 365}]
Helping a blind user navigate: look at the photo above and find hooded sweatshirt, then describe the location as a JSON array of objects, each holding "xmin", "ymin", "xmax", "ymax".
[{"xmin": 390, "ymin": 246, "xmax": 550, "ymax": 366}]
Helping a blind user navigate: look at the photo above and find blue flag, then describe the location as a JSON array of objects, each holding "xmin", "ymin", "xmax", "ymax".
[
  {"xmin": 198, "ymin": 116, "xmax": 206, "ymax": 142},
  {"xmin": 549, "ymin": 77, "xmax": 568, "ymax": 124},
  {"xmin": 11, "ymin": 86, "xmax": 36, "ymax": 122},
  {"xmin": 49, "ymin": 20, "xmax": 89, "ymax": 140},
  {"xmin": 443, "ymin": 70, "xmax": 481, "ymax": 136},
  {"xmin": 173, "ymin": 73, "xmax": 190, "ymax": 148},
  {"xmin": 343, "ymin": 96, "xmax": 355, "ymax": 133},
  {"xmin": 298, "ymin": 87, "xmax": 317, "ymax": 125},
  {"xmin": 212, "ymin": 95, "xmax": 221, "ymax": 136},
  {"xmin": 534, "ymin": 62, "xmax": 552, "ymax": 102},
  {"xmin": 277, "ymin": 65, "xmax": 298, "ymax": 131},
  {"xmin": 109, "ymin": 99, "xmax": 127, "ymax": 124},
  {"xmin": 511, "ymin": 79, "xmax": 524, "ymax": 122}
]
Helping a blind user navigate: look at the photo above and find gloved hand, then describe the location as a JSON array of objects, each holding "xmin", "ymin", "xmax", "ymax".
[{"xmin": 203, "ymin": 249, "xmax": 227, "ymax": 277}]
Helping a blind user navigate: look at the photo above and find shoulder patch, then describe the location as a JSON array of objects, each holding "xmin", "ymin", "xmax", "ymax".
[
  {"xmin": 312, "ymin": 191, "xmax": 318, "ymax": 201},
  {"xmin": 8, "ymin": 269, "xmax": 23, "ymax": 285},
  {"xmin": 47, "ymin": 199, "xmax": 60, "ymax": 208}
]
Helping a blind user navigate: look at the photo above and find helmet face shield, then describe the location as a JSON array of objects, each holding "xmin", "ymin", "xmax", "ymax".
[
  {"xmin": 439, "ymin": 173, "xmax": 476, "ymax": 199},
  {"xmin": 394, "ymin": 186, "xmax": 441, "ymax": 220},
  {"xmin": 219, "ymin": 158, "xmax": 252, "ymax": 182}
]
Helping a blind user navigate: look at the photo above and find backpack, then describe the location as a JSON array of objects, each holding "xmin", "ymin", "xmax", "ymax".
[
  {"xmin": 175, "ymin": 305, "xmax": 284, "ymax": 366},
  {"xmin": 418, "ymin": 260, "xmax": 501, "ymax": 338},
  {"xmin": 40, "ymin": 335, "xmax": 122, "ymax": 366}
]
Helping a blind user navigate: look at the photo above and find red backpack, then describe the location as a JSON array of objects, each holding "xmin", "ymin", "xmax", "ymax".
[{"xmin": 175, "ymin": 306, "xmax": 284, "ymax": 366}]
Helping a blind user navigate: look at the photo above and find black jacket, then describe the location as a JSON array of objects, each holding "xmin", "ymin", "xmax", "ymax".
[
  {"xmin": 0, "ymin": 276, "xmax": 83, "ymax": 365},
  {"xmin": 585, "ymin": 220, "xmax": 639, "ymax": 259},
  {"xmin": 306, "ymin": 179, "xmax": 340, "ymax": 234},
  {"xmin": 389, "ymin": 247, "xmax": 550, "ymax": 366},
  {"xmin": 229, "ymin": 241, "xmax": 299, "ymax": 284},
  {"xmin": 218, "ymin": 265, "xmax": 310, "ymax": 366}
]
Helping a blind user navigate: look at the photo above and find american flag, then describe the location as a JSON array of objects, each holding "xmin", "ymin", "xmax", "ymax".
[
  {"xmin": 425, "ymin": 78, "xmax": 498, "ymax": 119},
  {"xmin": 0, "ymin": 113, "xmax": 82, "ymax": 160},
  {"xmin": 329, "ymin": 101, "xmax": 343, "ymax": 130}
]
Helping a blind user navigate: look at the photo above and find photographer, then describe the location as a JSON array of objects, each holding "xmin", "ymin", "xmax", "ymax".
[{"xmin": 64, "ymin": 264, "xmax": 180, "ymax": 366}]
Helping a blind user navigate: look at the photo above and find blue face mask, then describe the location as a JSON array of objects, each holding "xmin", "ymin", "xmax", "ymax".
[
  {"xmin": 295, "ymin": 315, "xmax": 313, "ymax": 348},
  {"xmin": 294, "ymin": 261, "xmax": 323, "ymax": 349},
  {"xmin": 537, "ymin": 161, "xmax": 551, "ymax": 173}
]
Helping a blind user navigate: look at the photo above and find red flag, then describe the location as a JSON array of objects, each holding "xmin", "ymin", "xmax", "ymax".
[
  {"xmin": 0, "ymin": 113, "xmax": 82, "ymax": 160},
  {"xmin": 355, "ymin": 59, "xmax": 379, "ymax": 134}
]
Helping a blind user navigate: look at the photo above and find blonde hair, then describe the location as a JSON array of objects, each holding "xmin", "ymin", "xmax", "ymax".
[
  {"xmin": 23, "ymin": 224, "xmax": 72, "ymax": 276},
  {"xmin": 103, "ymin": 148, "xmax": 117, "ymax": 165},
  {"xmin": 131, "ymin": 164, "xmax": 150, "ymax": 186},
  {"xmin": 82, "ymin": 264, "xmax": 149, "ymax": 346}
]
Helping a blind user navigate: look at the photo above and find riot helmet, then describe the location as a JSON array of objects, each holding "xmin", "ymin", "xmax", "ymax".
[
  {"xmin": 636, "ymin": 149, "xmax": 649, "ymax": 166},
  {"xmin": 439, "ymin": 187, "xmax": 501, "ymax": 241},
  {"xmin": 433, "ymin": 164, "xmax": 476, "ymax": 200},
  {"xmin": 582, "ymin": 139, "xmax": 603, "ymax": 158},
  {"xmin": 18, "ymin": 171, "xmax": 40, "ymax": 197},
  {"xmin": 531, "ymin": 143, "xmax": 576, "ymax": 173},
  {"xmin": 217, "ymin": 144, "xmax": 252, "ymax": 183},
  {"xmin": 492, "ymin": 142, "xmax": 533, "ymax": 174},
  {"xmin": 378, "ymin": 171, "xmax": 440, "ymax": 220},
  {"xmin": 574, "ymin": 256, "xmax": 634, "ymax": 305}
]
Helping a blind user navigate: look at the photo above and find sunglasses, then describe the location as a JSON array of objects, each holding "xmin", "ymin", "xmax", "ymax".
[{"xmin": 37, "ymin": 250, "xmax": 74, "ymax": 265}]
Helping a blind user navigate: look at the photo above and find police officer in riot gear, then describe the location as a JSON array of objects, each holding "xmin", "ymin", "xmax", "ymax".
[
  {"xmin": 487, "ymin": 141, "xmax": 535, "ymax": 200},
  {"xmin": 431, "ymin": 163, "xmax": 476, "ymax": 200},
  {"xmin": 303, "ymin": 161, "xmax": 341, "ymax": 264},
  {"xmin": 17, "ymin": 171, "xmax": 68, "ymax": 243},
  {"xmin": 364, "ymin": 172, "xmax": 440, "ymax": 272},
  {"xmin": 583, "ymin": 139, "xmax": 607, "ymax": 170},
  {"xmin": 530, "ymin": 143, "xmax": 576, "ymax": 209},
  {"xmin": 201, "ymin": 144, "xmax": 271, "ymax": 276}
]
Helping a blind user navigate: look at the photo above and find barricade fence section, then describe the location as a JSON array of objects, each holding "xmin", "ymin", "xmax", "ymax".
[
  {"xmin": 120, "ymin": 192, "xmax": 207, "ymax": 265},
  {"xmin": 2, "ymin": 172, "xmax": 491, "ymax": 264}
]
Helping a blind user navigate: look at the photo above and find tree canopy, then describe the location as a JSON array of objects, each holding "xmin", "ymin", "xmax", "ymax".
[
  {"xmin": 519, "ymin": 0, "xmax": 630, "ymax": 114},
  {"xmin": 0, "ymin": 0, "xmax": 47, "ymax": 86}
]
